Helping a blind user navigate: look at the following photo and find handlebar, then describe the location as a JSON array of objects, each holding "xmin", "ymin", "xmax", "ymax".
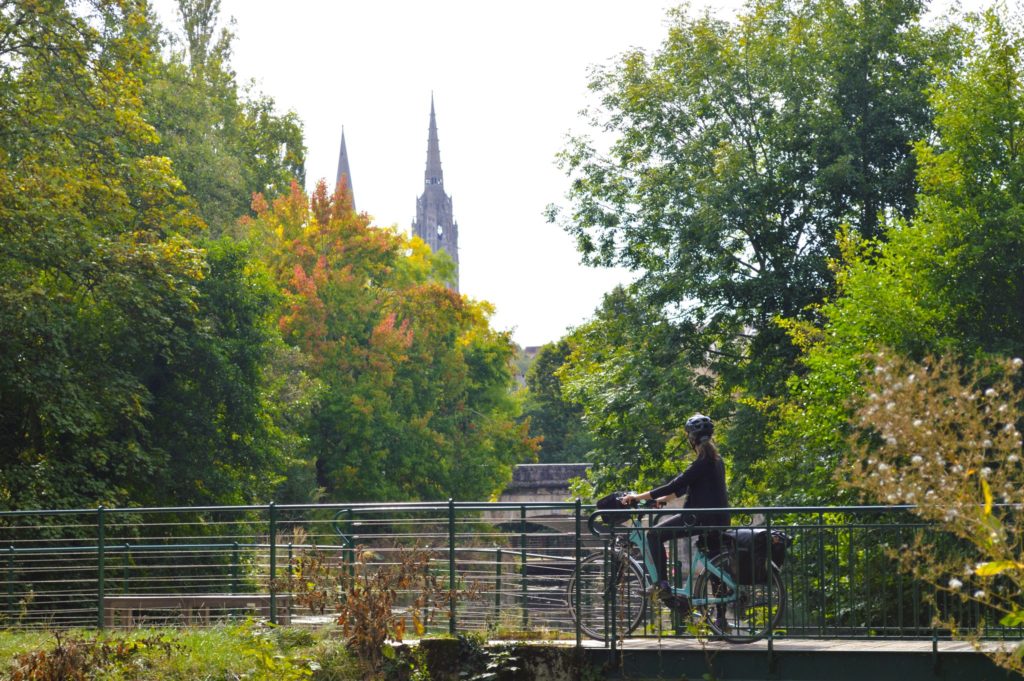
[{"xmin": 586, "ymin": 498, "xmax": 667, "ymax": 536}]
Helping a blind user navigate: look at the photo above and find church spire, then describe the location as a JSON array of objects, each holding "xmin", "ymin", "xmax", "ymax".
[
  {"xmin": 335, "ymin": 127, "xmax": 355, "ymax": 210},
  {"xmin": 412, "ymin": 97, "xmax": 459, "ymax": 292},
  {"xmin": 424, "ymin": 95, "xmax": 443, "ymax": 187}
]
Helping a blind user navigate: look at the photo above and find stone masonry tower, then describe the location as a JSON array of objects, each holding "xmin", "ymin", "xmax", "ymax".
[{"xmin": 412, "ymin": 97, "xmax": 459, "ymax": 291}]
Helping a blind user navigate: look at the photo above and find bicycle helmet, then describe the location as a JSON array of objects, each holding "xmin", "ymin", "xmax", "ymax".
[{"xmin": 684, "ymin": 413, "xmax": 714, "ymax": 443}]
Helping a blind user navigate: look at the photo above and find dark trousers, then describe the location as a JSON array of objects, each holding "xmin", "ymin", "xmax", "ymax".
[{"xmin": 646, "ymin": 513, "xmax": 722, "ymax": 583}]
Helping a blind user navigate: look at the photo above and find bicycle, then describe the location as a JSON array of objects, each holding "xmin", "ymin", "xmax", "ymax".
[{"xmin": 566, "ymin": 495, "xmax": 786, "ymax": 643}]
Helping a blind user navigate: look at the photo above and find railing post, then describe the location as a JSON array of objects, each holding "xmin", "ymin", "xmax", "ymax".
[
  {"xmin": 519, "ymin": 505, "xmax": 528, "ymax": 630},
  {"xmin": 287, "ymin": 542, "xmax": 294, "ymax": 622},
  {"xmin": 494, "ymin": 547, "xmax": 502, "ymax": 620},
  {"xmin": 575, "ymin": 498, "xmax": 582, "ymax": 651},
  {"xmin": 766, "ymin": 510, "xmax": 776, "ymax": 672},
  {"xmin": 122, "ymin": 543, "xmax": 130, "ymax": 595},
  {"xmin": 7, "ymin": 546, "xmax": 14, "ymax": 618},
  {"xmin": 97, "ymin": 505, "xmax": 105, "ymax": 629},
  {"xmin": 268, "ymin": 502, "xmax": 277, "ymax": 624},
  {"xmin": 231, "ymin": 541, "xmax": 240, "ymax": 594},
  {"xmin": 817, "ymin": 510, "xmax": 826, "ymax": 637},
  {"xmin": 608, "ymin": 526, "xmax": 617, "ymax": 658},
  {"xmin": 448, "ymin": 497, "xmax": 456, "ymax": 635}
]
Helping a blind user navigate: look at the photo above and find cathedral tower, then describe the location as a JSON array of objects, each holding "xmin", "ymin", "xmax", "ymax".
[
  {"xmin": 411, "ymin": 97, "xmax": 459, "ymax": 291},
  {"xmin": 335, "ymin": 127, "xmax": 355, "ymax": 210}
]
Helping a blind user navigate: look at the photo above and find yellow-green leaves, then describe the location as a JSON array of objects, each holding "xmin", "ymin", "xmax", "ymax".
[{"xmin": 975, "ymin": 561, "xmax": 1024, "ymax": 578}]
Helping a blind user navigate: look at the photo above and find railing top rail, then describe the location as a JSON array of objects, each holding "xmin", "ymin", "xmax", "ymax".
[
  {"xmin": 0, "ymin": 501, "xmax": 1018, "ymax": 519},
  {"xmin": 585, "ymin": 503, "xmax": 1021, "ymax": 535}
]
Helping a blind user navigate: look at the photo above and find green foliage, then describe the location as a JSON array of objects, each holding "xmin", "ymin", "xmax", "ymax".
[
  {"xmin": 7, "ymin": 631, "xmax": 179, "ymax": 680},
  {"xmin": 765, "ymin": 6, "xmax": 1024, "ymax": 503},
  {"xmin": 239, "ymin": 180, "xmax": 537, "ymax": 502},
  {"xmin": 0, "ymin": 0, "xmax": 531, "ymax": 510},
  {"xmin": 145, "ymin": 0, "xmax": 306, "ymax": 234},
  {"xmin": 549, "ymin": 0, "xmax": 951, "ymax": 498},
  {"xmin": 521, "ymin": 339, "xmax": 595, "ymax": 463},
  {"xmin": 560, "ymin": 287, "xmax": 707, "ymax": 494},
  {"xmin": 0, "ymin": 626, "xmax": 350, "ymax": 681},
  {"xmin": 0, "ymin": 0, "xmax": 207, "ymax": 509}
]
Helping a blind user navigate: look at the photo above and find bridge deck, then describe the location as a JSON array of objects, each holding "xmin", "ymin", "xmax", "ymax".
[
  {"xmin": 586, "ymin": 638, "xmax": 1012, "ymax": 680},
  {"xmin": 401, "ymin": 637, "xmax": 1014, "ymax": 680}
]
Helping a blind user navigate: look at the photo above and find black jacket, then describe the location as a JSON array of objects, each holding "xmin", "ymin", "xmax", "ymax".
[{"xmin": 650, "ymin": 454, "xmax": 729, "ymax": 528}]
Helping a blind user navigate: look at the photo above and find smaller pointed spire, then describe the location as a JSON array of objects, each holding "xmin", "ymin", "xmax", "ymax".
[
  {"xmin": 424, "ymin": 95, "xmax": 443, "ymax": 187},
  {"xmin": 336, "ymin": 127, "xmax": 355, "ymax": 210}
]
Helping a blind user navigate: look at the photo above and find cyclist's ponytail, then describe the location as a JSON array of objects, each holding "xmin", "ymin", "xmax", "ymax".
[{"xmin": 694, "ymin": 439, "xmax": 720, "ymax": 461}]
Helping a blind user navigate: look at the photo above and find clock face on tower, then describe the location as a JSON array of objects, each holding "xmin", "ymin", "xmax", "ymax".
[{"xmin": 436, "ymin": 224, "xmax": 444, "ymax": 238}]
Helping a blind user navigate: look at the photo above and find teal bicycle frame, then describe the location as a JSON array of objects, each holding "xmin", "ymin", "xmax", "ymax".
[{"xmin": 612, "ymin": 508, "xmax": 737, "ymax": 610}]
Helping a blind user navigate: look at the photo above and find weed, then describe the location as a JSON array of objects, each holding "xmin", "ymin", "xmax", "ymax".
[{"xmin": 7, "ymin": 631, "xmax": 178, "ymax": 681}]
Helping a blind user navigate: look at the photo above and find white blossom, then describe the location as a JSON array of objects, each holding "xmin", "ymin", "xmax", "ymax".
[
  {"xmin": 913, "ymin": 419, "xmax": 923, "ymax": 428},
  {"xmin": 911, "ymin": 455, "xmax": 923, "ymax": 465},
  {"xmin": 985, "ymin": 388, "xmax": 997, "ymax": 397},
  {"xmin": 974, "ymin": 590, "xmax": 986, "ymax": 599},
  {"xmin": 1013, "ymin": 358, "xmax": 1023, "ymax": 368},
  {"xmin": 948, "ymin": 578, "xmax": 963, "ymax": 590},
  {"xmin": 981, "ymin": 467, "xmax": 992, "ymax": 478}
]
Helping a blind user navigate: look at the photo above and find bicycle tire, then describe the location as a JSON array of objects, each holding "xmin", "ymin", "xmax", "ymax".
[
  {"xmin": 566, "ymin": 551, "xmax": 647, "ymax": 640},
  {"xmin": 692, "ymin": 551, "xmax": 786, "ymax": 643}
]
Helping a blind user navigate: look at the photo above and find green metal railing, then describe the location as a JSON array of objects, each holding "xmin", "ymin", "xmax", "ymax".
[{"xmin": 0, "ymin": 502, "xmax": 1018, "ymax": 646}]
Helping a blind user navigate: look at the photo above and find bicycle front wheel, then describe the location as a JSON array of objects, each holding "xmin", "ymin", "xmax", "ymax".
[
  {"xmin": 566, "ymin": 551, "xmax": 647, "ymax": 640},
  {"xmin": 692, "ymin": 552, "xmax": 786, "ymax": 643}
]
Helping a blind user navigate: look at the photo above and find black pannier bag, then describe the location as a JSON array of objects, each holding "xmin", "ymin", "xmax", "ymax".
[
  {"xmin": 594, "ymin": 491, "xmax": 631, "ymax": 526},
  {"xmin": 721, "ymin": 528, "xmax": 791, "ymax": 585}
]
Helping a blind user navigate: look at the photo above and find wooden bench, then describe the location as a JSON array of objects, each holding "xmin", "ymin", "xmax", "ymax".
[{"xmin": 103, "ymin": 593, "xmax": 292, "ymax": 627}]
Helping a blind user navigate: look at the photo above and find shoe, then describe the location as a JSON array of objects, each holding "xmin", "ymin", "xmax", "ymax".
[
  {"xmin": 648, "ymin": 580, "xmax": 672, "ymax": 602},
  {"xmin": 665, "ymin": 594, "xmax": 691, "ymax": 615}
]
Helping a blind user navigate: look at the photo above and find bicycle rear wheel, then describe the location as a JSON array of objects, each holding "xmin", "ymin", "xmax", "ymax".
[
  {"xmin": 566, "ymin": 551, "xmax": 647, "ymax": 640},
  {"xmin": 692, "ymin": 552, "xmax": 785, "ymax": 643}
]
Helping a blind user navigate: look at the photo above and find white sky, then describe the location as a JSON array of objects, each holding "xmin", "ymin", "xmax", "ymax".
[{"xmin": 149, "ymin": 0, "xmax": 979, "ymax": 347}]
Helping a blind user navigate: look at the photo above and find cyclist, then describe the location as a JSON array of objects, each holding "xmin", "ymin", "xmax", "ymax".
[{"xmin": 622, "ymin": 413, "xmax": 729, "ymax": 601}]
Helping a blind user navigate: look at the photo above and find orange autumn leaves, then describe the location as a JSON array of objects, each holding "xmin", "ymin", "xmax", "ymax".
[{"xmin": 239, "ymin": 179, "xmax": 537, "ymax": 501}]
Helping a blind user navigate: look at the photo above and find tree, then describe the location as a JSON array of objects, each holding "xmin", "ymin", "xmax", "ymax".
[
  {"xmin": 143, "ymin": 0, "xmax": 305, "ymax": 234},
  {"xmin": 240, "ymin": 180, "xmax": 537, "ymax": 502},
  {"xmin": 0, "ymin": 0, "xmax": 293, "ymax": 509},
  {"xmin": 558, "ymin": 287, "xmax": 709, "ymax": 495},
  {"xmin": 764, "ymin": 7, "xmax": 1024, "ymax": 503},
  {"xmin": 521, "ymin": 340, "xmax": 595, "ymax": 464},
  {"xmin": 549, "ymin": 0, "xmax": 949, "ymax": 496}
]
